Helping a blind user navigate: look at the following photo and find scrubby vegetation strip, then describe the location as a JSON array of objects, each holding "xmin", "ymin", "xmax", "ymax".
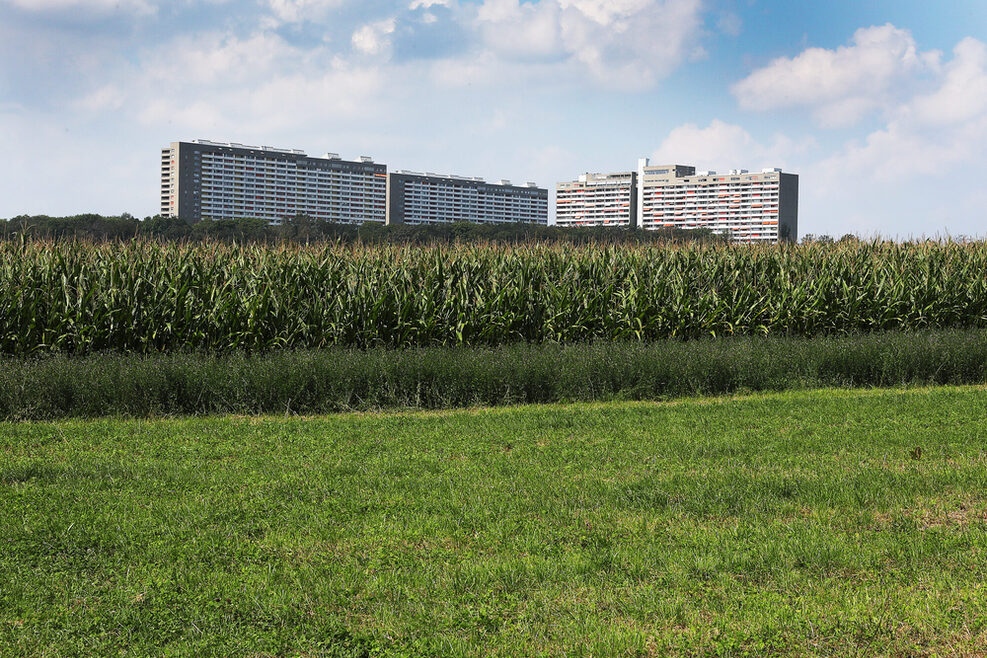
[{"xmin": 2, "ymin": 329, "xmax": 985, "ymax": 419}]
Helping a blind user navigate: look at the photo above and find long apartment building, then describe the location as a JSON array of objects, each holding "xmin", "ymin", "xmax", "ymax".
[
  {"xmin": 556, "ymin": 159, "xmax": 799, "ymax": 243},
  {"xmin": 161, "ymin": 140, "xmax": 548, "ymax": 226},
  {"xmin": 161, "ymin": 140, "xmax": 387, "ymax": 224},
  {"xmin": 386, "ymin": 171, "xmax": 548, "ymax": 226},
  {"xmin": 555, "ymin": 172, "xmax": 637, "ymax": 227},
  {"xmin": 637, "ymin": 159, "xmax": 798, "ymax": 242}
]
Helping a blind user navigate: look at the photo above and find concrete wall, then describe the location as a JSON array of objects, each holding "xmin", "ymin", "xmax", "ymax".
[{"xmin": 778, "ymin": 173, "xmax": 799, "ymax": 244}]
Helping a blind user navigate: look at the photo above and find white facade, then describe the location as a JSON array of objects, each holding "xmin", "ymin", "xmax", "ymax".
[
  {"xmin": 387, "ymin": 172, "xmax": 548, "ymax": 225},
  {"xmin": 555, "ymin": 159, "xmax": 799, "ymax": 243},
  {"xmin": 161, "ymin": 140, "xmax": 387, "ymax": 224},
  {"xmin": 554, "ymin": 172, "xmax": 636, "ymax": 227},
  {"xmin": 638, "ymin": 161, "xmax": 794, "ymax": 242}
]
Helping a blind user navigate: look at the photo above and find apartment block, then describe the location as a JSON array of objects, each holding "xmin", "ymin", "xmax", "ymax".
[
  {"xmin": 554, "ymin": 172, "xmax": 637, "ymax": 228},
  {"xmin": 160, "ymin": 140, "xmax": 387, "ymax": 224},
  {"xmin": 555, "ymin": 159, "xmax": 798, "ymax": 243},
  {"xmin": 386, "ymin": 171, "xmax": 548, "ymax": 225},
  {"xmin": 637, "ymin": 159, "xmax": 798, "ymax": 243}
]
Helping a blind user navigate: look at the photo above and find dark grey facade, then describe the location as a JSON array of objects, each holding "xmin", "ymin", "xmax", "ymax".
[{"xmin": 778, "ymin": 173, "xmax": 799, "ymax": 244}]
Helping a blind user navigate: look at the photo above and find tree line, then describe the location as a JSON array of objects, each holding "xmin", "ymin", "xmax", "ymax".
[{"xmin": 0, "ymin": 213, "xmax": 730, "ymax": 245}]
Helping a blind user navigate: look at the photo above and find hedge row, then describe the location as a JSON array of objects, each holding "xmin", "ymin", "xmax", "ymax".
[{"xmin": 1, "ymin": 329, "xmax": 985, "ymax": 419}]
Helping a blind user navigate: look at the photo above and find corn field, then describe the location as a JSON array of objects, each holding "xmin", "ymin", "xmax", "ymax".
[{"xmin": 1, "ymin": 239, "xmax": 985, "ymax": 354}]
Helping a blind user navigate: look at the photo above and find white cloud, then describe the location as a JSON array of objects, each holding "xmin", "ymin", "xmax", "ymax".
[
  {"xmin": 721, "ymin": 35, "xmax": 987, "ymax": 239},
  {"xmin": 142, "ymin": 32, "xmax": 296, "ymax": 86},
  {"xmin": 732, "ymin": 24, "xmax": 940, "ymax": 127},
  {"xmin": 1, "ymin": 0, "xmax": 154, "ymax": 11},
  {"xmin": 73, "ymin": 84, "xmax": 125, "ymax": 112},
  {"xmin": 476, "ymin": 0, "xmax": 562, "ymax": 59},
  {"xmin": 265, "ymin": 0, "xmax": 345, "ymax": 23},
  {"xmin": 69, "ymin": 28, "xmax": 386, "ymax": 136},
  {"xmin": 473, "ymin": 0, "xmax": 704, "ymax": 89},
  {"xmin": 909, "ymin": 37, "xmax": 987, "ymax": 126},
  {"xmin": 352, "ymin": 18, "xmax": 396, "ymax": 57},
  {"xmin": 428, "ymin": 52, "xmax": 494, "ymax": 87},
  {"xmin": 133, "ymin": 58, "xmax": 385, "ymax": 134},
  {"xmin": 558, "ymin": 0, "xmax": 653, "ymax": 26},
  {"xmin": 650, "ymin": 119, "xmax": 813, "ymax": 171},
  {"xmin": 645, "ymin": 114, "xmax": 987, "ymax": 239},
  {"xmin": 818, "ymin": 37, "xmax": 987, "ymax": 182}
]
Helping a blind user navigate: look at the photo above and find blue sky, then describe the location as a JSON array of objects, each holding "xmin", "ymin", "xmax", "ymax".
[{"xmin": 1, "ymin": 0, "xmax": 985, "ymax": 238}]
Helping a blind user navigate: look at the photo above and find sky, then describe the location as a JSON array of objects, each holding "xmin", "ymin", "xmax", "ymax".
[{"xmin": 1, "ymin": 0, "xmax": 986, "ymax": 238}]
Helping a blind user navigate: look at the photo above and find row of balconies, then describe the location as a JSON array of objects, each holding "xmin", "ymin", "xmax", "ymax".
[
  {"xmin": 202, "ymin": 188, "xmax": 384, "ymax": 197},
  {"xmin": 404, "ymin": 189, "xmax": 545, "ymax": 197},
  {"xmin": 200, "ymin": 195, "xmax": 384, "ymax": 203},
  {"xmin": 200, "ymin": 172, "xmax": 383, "ymax": 184},
  {"xmin": 202, "ymin": 173, "xmax": 381, "ymax": 183},
  {"xmin": 405, "ymin": 201, "xmax": 541, "ymax": 207},
  {"xmin": 202, "ymin": 202, "xmax": 384, "ymax": 210}
]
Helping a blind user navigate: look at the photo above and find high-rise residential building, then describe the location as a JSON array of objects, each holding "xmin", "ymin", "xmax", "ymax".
[
  {"xmin": 160, "ymin": 140, "xmax": 387, "ymax": 223},
  {"xmin": 555, "ymin": 159, "xmax": 799, "ymax": 243},
  {"xmin": 555, "ymin": 172, "xmax": 637, "ymax": 228},
  {"xmin": 386, "ymin": 171, "xmax": 548, "ymax": 225},
  {"xmin": 637, "ymin": 159, "xmax": 798, "ymax": 243}
]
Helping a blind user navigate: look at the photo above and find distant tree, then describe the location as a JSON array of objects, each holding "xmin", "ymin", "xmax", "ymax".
[{"xmin": 1, "ymin": 213, "xmax": 741, "ymax": 246}]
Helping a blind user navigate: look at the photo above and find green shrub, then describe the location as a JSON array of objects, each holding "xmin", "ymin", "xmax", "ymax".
[{"xmin": 2, "ymin": 329, "xmax": 986, "ymax": 419}]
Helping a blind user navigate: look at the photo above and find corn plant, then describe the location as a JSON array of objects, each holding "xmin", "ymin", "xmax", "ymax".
[{"xmin": 1, "ymin": 239, "xmax": 986, "ymax": 354}]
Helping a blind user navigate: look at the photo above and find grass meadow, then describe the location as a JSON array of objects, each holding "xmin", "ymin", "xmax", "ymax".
[{"xmin": 4, "ymin": 385, "xmax": 987, "ymax": 655}]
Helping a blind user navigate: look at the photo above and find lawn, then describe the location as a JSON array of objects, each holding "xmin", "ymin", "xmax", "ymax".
[{"xmin": 3, "ymin": 386, "xmax": 987, "ymax": 656}]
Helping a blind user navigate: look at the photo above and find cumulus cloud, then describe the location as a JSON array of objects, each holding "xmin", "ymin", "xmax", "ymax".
[
  {"xmin": 265, "ymin": 0, "xmax": 346, "ymax": 23},
  {"xmin": 73, "ymin": 84, "xmax": 126, "ymax": 112},
  {"xmin": 0, "ymin": 0, "xmax": 154, "ymax": 11},
  {"xmin": 473, "ymin": 0, "xmax": 704, "ymax": 88},
  {"xmin": 730, "ymin": 26, "xmax": 987, "ymax": 183},
  {"xmin": 732, "ymin": 24, "xmax": 940, "ymax": 127},
  {"xmin": 142, "ymin": 32, "xmax": 296, "ymax": 86},
  {"xmin": 908, "ymin": 37, "xmax": 987, "ymax": 126},
  {"xmin": 720, "ymin": 33, "xmax": 987, "ymax": 238},
  {"xmin": 650, "ymin": 119, "xmax": 814, "ymax": 171},
  {"xmin": 66, "ymin": 28, "xmax": 386, "ymax": 136},
  {"xmin": 818, "ymin": 36, "xmax": 987, "ymax": 181},
  {"xmin": 352, "ymin": 18, "xmax": 397, "ymax": 57}
]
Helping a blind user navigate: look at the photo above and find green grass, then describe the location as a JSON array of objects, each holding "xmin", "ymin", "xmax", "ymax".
[{"xmin": 4, "ymin": 386, "xmax": 987, "ymax": 655}]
